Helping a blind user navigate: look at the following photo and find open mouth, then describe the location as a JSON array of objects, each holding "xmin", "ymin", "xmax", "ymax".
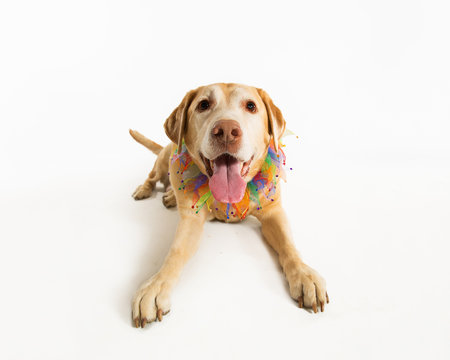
[
  {"xmin": 200, "ymin": 153, "xmax": 253, "ymax": 178},
  {"xmin": 200, "ymin": 153, "xmax": 254, "ymax": 203}
]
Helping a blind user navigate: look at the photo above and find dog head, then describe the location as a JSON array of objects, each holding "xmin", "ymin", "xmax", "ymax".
[{"xmin": 164, "ymin": 83, "xmax": 286, "ymax": 204}]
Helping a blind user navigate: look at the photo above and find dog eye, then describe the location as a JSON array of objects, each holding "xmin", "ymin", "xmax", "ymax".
[
  {"xmin": 246, "ymin": 100, "xmax": 257, "ymax": 113},
  {"xmin": 197, "ymin": 100, "xmax": 210, "ymax": 112}
]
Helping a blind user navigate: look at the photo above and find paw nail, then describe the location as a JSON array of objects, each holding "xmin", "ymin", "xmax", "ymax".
[
  {"xmin": 157, "ymin": 309, "xmax": 163, "ymax": 322},
  {"xmin": 298, "ymin": 295, "xmax": 304, "ymax": 308},
  {"xmin": 326, "ymin": 292, "xmax": 329, "ymax": 304},
  {"xmin": 312, "ymin": 303, "xmax": 318, "ymax": 313}
]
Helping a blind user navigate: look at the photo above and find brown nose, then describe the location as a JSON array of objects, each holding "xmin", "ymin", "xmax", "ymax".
[{"xmin": 211, "ymin": 120, "xmax": 242, "ymax": 143}]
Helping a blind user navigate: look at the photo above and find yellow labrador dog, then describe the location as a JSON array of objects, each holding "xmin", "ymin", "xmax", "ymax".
[{"xmin": 130, "ymin": 83, "xmax": 328, "ymax": 328}]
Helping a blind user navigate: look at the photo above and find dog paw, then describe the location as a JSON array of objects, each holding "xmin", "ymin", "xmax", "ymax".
[
  {"xmin": 287, "ymin": 263, "xmax": 329, "ymax": 313},
  {"xmin": 162, "ymin": 188, "xmax": 176, "ymax": 208},
  {"xmin": 132, "ymin": 184, "xmax": 153, "ymax": 200},
  {"xmin": 132, "ymin": 275, "xmax": 171, "ymax": 328}
]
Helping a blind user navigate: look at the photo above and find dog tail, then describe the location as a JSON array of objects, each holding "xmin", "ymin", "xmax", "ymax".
[{"xmin": 129, "ymin": 129, "xmax": 163, "ymax": 155}]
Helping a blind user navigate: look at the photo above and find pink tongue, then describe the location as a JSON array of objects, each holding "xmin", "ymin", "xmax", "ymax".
[{"xmin": 209, "ymin": 155, "xmax": 246, "ymax": 203}]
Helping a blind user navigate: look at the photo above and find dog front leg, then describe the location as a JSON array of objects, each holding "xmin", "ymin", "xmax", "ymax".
[
  {"xmin": 132, "ymin": 211, "xmax": 206, "ymax": 327},
  {"xmin": 256, "ymin": 203, "xmax": 329, "ymax": 312}
]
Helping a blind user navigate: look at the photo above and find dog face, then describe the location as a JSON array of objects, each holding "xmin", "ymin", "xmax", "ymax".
[{"xmin": 164, "ymin": 83, "xmax": 286, "ymax": 203}]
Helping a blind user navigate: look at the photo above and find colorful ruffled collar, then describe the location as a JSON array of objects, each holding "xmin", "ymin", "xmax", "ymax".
[{"xmin": 170, "ymin": 141, "xmax": 286, "ymax": 220}]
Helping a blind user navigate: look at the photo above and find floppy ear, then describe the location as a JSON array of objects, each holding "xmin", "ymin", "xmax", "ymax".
[
  {"xmin": 257, "ymin": 88, "xmax": 286, "ymax": 151},
  {"xmin": 164, "ymin": 89, "xmax": 198, "ymax": 151}
]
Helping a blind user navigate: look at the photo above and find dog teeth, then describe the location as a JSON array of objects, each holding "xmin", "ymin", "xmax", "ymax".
[
  {"xmin": 240, "ymin": 156, "xmax": 254, "ymax": 177},
  {"xmin": 241, "ymin": 162, "xmax": 249, "ymax": 177}
]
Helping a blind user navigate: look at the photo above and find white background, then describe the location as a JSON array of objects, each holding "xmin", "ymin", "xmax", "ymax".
[{"xmin": 1, "ymin": 0, "xmax": 449, "ymax": 359}]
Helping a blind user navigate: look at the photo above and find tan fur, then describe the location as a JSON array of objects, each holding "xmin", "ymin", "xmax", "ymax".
[
  {"xmin": 131, "ymin": 145, "xmax": 171, "ymax": 201},
  {"xmin": 131, "ymin": 83, "xmax": 328, "ymax": 327},
  {"xmin": 164, "ymin": 89, "xmax": 198, "ymax": 151},
  {"xmin": 129, "ymin": 129, "xmax": 163, "ymax": 155},
  {"xmin": 256, "ymin": 88, "xmax": 286, "ymax": 151}
]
